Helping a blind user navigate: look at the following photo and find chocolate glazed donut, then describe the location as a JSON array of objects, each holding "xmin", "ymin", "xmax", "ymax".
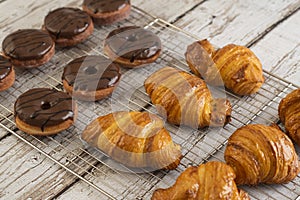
[
  {"xmin": 104, "ymin": 26, "xmax": 162, "ymax": 67},
  {"xmin": 82, "ymin": 0, "xmax": 131, "ymax": 25},
  {"xmin": 2, "ymin": 29, "xmax": 55, "ymax": 68},
  {"xmin": 0, "ymin": 55, "xmax": 15, "ymax": 91},
  {"xmin": 62, "ymin": 55, "xmax": 121, "ymax": 101},
  {"xmin": 44, "ymin": 7, "xmax": 94, "ymax": 47},
  {"xmin": 14, "ymin": 88, "xmax": 77, "ymax": 135}
]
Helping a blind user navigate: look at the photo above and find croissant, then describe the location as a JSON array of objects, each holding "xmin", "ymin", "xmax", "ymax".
[
  {"xmin": 144, "ymin": 66, "xmax": 232, "ymax": 128},
  {"xmin": 224, "ymin": 124, "xmax": 300, "ymax": 185},
  {"xmin": 279, "ymin": 88, "xmax": 300, "ymax": 145},
  {"xmin": 82, "ymin": 111, "xmax": 182, "ymax": 170},
  {"xmin": 151, "ymin": 161, "xmax": 250, "ymax": 200},
  {"xmin": 185, "ymin": 40, "xmax": 264, "ymax": 95}
]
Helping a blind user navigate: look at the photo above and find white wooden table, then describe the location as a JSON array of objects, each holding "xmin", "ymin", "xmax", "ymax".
[{"xmin": 0, "ymin": 0, "xmax": 300, "ymax": 199}]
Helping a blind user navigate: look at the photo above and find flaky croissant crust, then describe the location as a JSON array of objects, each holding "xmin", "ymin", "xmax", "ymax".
[
  {"xmin": 185, "ymin": 40, "xmax": 264, "ymax": 95},
  {"xmin": 225, "ymin": 124, "xmax": 299, "ymax": 185},
  {"xmin": 144, "ymin": 66, "xmax": 231, "ymax": 128},
  {"xmin": 151, "ymin": 161, "xmax": 250, "ymax": 200},
  {"xmin": 279, "ymin": 88, "xmax": 300, "ymax": 146},
  {"xmin": 82, "ymin": 111, "xmax": 182, "ymax": 170}
]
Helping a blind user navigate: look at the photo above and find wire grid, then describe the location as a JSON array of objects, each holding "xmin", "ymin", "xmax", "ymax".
[{"xmin": 0, "ymin": 5, "xmax": 300, "ymax": 200}]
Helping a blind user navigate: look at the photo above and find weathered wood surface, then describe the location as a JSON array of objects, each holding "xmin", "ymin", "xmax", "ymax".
[
  {"xmin": 133, "ymin": 0, "xmax": 205, "ymax": 22},
  {"xmin": 0, "ymin": 135, "xmax": 76, "ymax": 199},
  {"xmin": 174, "ymin": 0, "xmax": 300, "ymax": 46},
  {"xmin": 0, "ymin": 0, "xmax": 299, "ymax": 199},
  {"xmin": 0, "ymin": 0, "xmax": 204, "ymax": 42},
  {"xmin": 251, "ymin": 10, "xmax": 300, "ymax": 86}
]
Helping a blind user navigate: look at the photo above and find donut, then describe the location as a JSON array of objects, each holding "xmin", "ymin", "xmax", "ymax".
[
  {"xmin": 14, "ymin": 88, "xmax": 77, "ymax": 136},
  {"xmin": 44, "ymin": 7, "xmax": 94, "ymax": 47},
  {"xmin": 62, "ymin": 55, "xmax": 121, "ymax": 101},
  {"xmin": 2, "ymin": 29, "xmax": 55, "ymax": 68},
  {"xmin": 104, "ymin": 26, "xmax": 162, "ymax": 68},
  {"xmin": 0, "ymin": 55, "xmax": 15, "ymax": 91},
  {"xmin": 82, "ymin": 0, "xmax": 131, "ymax": 25}
]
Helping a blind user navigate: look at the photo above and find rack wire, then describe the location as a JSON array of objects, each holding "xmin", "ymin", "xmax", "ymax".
[{"xmin": 0, "ymin": 5, "xmax": 300, "ymax": 200}]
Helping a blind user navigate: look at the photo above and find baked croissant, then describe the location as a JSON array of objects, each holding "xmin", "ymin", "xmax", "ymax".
[
  {"xmin": 279, "ymin": 88, "xmax": 300, "ymax": 145},
  {"xmin": 144, "ymin": 66, "xmax": 232, "ymax": 128},
  {"xmin": 225, "ymin": 124, "xmax": 300, "ymax": 185},
  {"xmin": 185, "ymin": 39, "xmax": 264, "ymax": 95},
  {"xmin": 82, "ymin": 111, "xmax": 182, "ymax": 170},
  {"xmin": 151, "ymin": 161, "xmax": 250, "ymax": 200}
]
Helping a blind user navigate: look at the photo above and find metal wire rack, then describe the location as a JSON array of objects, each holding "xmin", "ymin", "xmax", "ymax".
[{"xmin": 0, "ymin": 5, "xmax": 300, "ymax": 200}]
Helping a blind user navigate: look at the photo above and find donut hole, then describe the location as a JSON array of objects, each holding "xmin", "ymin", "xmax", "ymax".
[
  {"xmin": 93, "ymin": 8, "xmax": 99, "ymax": 14},
  {"xmin": 127, "ymin": 34, "xmax": 137, "ymax": 42},
  {"xmin": 41, "ymin": 101, "xmax": 51, "ymax": 110},
  {"xmin": 84, "ymin": 66, "xmax": 97, "ymax": 75},
  {"xmin": 130, "ymin": 56, "xmax": 135, "ymax": 63}
]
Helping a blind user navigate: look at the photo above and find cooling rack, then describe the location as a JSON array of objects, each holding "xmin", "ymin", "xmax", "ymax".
[{"xmin": 0, "ymin": 5, "xmax": 300, "ymax": 200}]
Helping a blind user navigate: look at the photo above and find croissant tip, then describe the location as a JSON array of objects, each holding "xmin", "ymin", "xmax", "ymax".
[
  {"xmin": 163, "ymin": 154, "xmax": 183, "ymax": 170},
  {"xmin": 210, "ymin": 98, "xmax": 232, "ymax": 127},
  {"xmin": 239, "ymin": 189, "xmax": 250, "ymax": 200}
]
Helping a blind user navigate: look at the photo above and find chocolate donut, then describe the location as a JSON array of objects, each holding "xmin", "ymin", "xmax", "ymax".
[
  {"xmin": 44, "ymin": 7, "xmax": 94, "ymax": 47},
  {"xmin": 2, "ymin": 29, "xmax": 55, "ymax": 68},
  {"xmin": 82, "ymin": 0, "xmax": 131, "ymax": 25},
  {"xmin": 0, "ymin": 55, "xmax": 15, "ymax": 91},
  {"xmin": 14, "ymin": 88, "xmax": 77, "ymax": 135},
  {"xmin": 104, "ymin": 26, "xmax": 162, "ymax": 68},
  {"xmin": 62, "ymin": 55, "xmax": 121, "ymax": 101}
]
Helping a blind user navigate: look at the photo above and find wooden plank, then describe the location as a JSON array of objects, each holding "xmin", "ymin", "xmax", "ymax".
[
  {"xmin": 132, "ymin": 0, "xmax": 204, "ymax": 22},
  {"xmin": 174, "ymin": 0, "xmax": 300, "ymax": 47},
  {"xmin": 0, "ymin": 135, "xmax": 69, "ymax": 199},
  {"xmin": 251, "ymin": 10, "xmax": 300, "ymax": 86},
  {"xmin": 0, "ymin": 131, "xmax": 101, "ymax": 199},
  {"xmin": 55, "ymin": 178, "xmax": 111, "ymax": 200}
]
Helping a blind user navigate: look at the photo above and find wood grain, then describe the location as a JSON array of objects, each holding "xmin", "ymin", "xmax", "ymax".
[
  {"xmin": 0, "ymin": 0, "xmax": 299, "ymax": 199},
  {"xmin": 251, "ymin": 10, "xmax": 300, "ymax": 86},
  {"xmin": 0, "ymin": 131, "xmax": 100, "ymax": 199},
  {"xmin": 174, "ymin": 0, "xmax": 300, "ymax": 47},
  {"xmin": 132, "ymin": 0, "xmax": 205, "ymax": 22}
]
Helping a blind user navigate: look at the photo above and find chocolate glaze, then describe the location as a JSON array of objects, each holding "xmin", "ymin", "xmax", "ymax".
[
  {"xmin": 44, "ymin": 7, "xmax": 92, "ymax": 39},
  {"xmin": 14, "ymin": 88, "xmax": 74, "ymax": 131},
  {"xmin": 105, "ymin": 26, "xmax": 161, "ymax": 62},
  {"xmin": 62, "ymin": 55, "xmax": 121, "ymax": 91},
  {"xmin": 0, "ymin": 56, "xmax": 12, "ymax": 80},
  {"xmin": 2, "ymin": 29, "xmax": 53, "ymax": 60},
  {"xmin": 83, "ymin": 0, "xmax": 130, "ymax": 13}
]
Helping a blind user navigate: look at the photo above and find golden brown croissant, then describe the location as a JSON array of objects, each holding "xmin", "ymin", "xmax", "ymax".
[
  {"xmin": 144, "ymin": 66, "xmax": 232, "ymax": 128},
  {"xmin": 151, "ymin": 161, "xmax": 250, "ymax": 200},
  {"xmin": 82, "ymin": 111, "xmax": 182, "ymax": 170},
  {"xmin": 225, "ymin": 124, "xmax": 300, "ymax": 185},
  {"xmin": 279, "ymin": 88, "xmax": 300, "ymax": 145},
  {"xmin": 185, "ymin": 40, "xmax": 264, "ymax": 95}
]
